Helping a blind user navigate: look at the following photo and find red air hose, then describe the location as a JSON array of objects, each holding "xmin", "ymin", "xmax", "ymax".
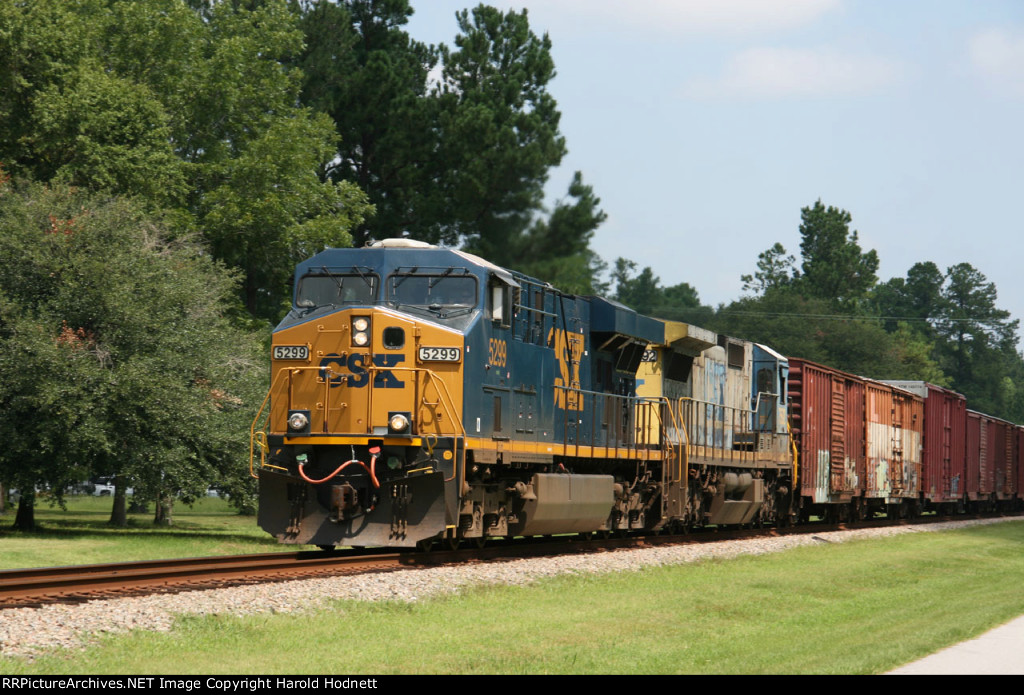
[{"xmin": 297, "ymin": 447, "xmax": 381, "ymax": 488}]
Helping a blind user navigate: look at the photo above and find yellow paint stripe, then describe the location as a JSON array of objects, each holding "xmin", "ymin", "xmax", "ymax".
[
  {"xmin": 463, "ymin": 437, "xmax": 665, "ymax": 461},
  {"xmin": 283, "ymin": 436, "xmax": 425, "ymax": 447},
  {"xmin": 281, "ymin": 433, "xmax": 665, "ymax": 461}
]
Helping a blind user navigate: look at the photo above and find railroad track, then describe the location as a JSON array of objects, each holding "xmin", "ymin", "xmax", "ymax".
[
  {"xmin": 0, "ymin": 531, "xmax": 726, "ymax": 608},
  {"xmin": 0, "ymin": 549, "xmax": 405, "ymax": 608},
  {"xmin": 3, "ymin": 513, "xmax": 1017, "ymax": 609}
]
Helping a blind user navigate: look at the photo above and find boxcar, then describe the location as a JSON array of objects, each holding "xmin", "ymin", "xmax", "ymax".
[
  {"xmin": 885, "ymin": 381, "xmax": 967, "ymax": 513},
  {"xmin": 788, "ymin": 358, "xmax": 866, "ymax": 521},
  {"xmin": 863, "ymin": 380, "xmax": 923, "ymax": 517}
]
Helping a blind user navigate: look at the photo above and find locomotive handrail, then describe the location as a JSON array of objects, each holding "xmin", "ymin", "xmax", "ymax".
[
  {"xmin": 371, "ymin": 364, "xmax": 467, "ymax": 484},
  {"xmin": 671, "ymin": 396, "xmax": 771, "ymax": 466},
  {"xmin": 787, "ymin": 415, "xmax": 798, "ymax": 489},
  {"xmin": 249, "ymin": 367, "xmax": 301, "ymax": 477},
  {"xmin": 657, "ymin": 396, "xmax": 686, "ymax": 484},
  {"xmin": 552, "ymin": 385, "xmax": 669, "ymax": 458}
]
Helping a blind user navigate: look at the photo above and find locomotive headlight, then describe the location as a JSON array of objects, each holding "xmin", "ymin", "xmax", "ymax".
[
  {"xmin": 288, "ymin": 412, "xmax": 309, "ymax": 431},
  {"xmin": 388, "ymin": 412, "xmax": 411, "ymax": 434},
  {"xmin": 351, "ymin": 316, "xmax": 370, "ymax": 347}
]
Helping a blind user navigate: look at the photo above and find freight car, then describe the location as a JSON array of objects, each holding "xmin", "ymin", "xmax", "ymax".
[
  {"xmin": 787, "ymin": 362, "xmax": 1023, "ymax": 521},
  {"xmin": 250, "ymin": 240, "xmax": 793, "ymax": 548},
  {"xmin": 251, "ymin": 241, "xmax": 1021, "ymax": 549}
]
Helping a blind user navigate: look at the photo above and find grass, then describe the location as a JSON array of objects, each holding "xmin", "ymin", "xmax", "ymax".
[
  {"xmin": 0, "ymin": 495, "xmax": 283, "ymax": 569},
  {"xmin": 2, "ymin": 520, "xmax": 1023, "ymax": 674}
]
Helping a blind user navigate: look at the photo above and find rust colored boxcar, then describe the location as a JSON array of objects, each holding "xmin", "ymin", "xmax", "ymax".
[
  {"xmin": 885, "ymin": 381, "xmax": 966, "ymax": 512},
  {"xmin": 864, "ymin": 380, "xmax": 924, "ymax": 515},
  {"xmin": 965, "ymin": 410, "xmax": 993, "ymax": 509},
  {"xmin": 788, "ymin": 359, "xmax": 865, "ymax": 519},
  {"xmin": 1018, "ymin": 427, "xmax": 1024, "ymax": 507},
  {"xmin": 990, "ymin": 416, "xmax": 1017, "ymax": 504}
]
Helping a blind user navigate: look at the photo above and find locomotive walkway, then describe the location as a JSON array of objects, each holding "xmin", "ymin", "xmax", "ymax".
[{"xmin": 888, "ymin": 614, "xmax": 1024, "ymax": 675}]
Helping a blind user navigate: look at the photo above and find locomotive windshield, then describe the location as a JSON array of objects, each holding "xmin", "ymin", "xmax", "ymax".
[
  {"xmin": 296, "ymin": 270, "xmax": 378, "ymax": 309},
  {"xmin": 387, "ymin": 269, "xmax": 478, "ymax": 319}
]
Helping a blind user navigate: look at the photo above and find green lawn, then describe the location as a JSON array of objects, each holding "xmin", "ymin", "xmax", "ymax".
[
  {"xmin": 2, "ymin": 519, "xmax": 1023, "ymax": 674},
  {"xmin": 0, "ymin": 494, "xmax": 282, "ymax": 569}
]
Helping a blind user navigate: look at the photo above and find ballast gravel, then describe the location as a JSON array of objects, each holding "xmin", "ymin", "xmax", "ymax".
[{"xmin": 0, "ymin": 517, "xmax": 1016, "ymax": 660}]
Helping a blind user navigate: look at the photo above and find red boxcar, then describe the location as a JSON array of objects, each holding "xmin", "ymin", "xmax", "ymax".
[
  {"xmin": 990, "ymin": 416, "xmax": 1017, "ymax": 504},
  {"xmin": 1018, "ymin": 427, "xmax": 1024, "ymax": 509},
  {"xmin": 965, "ymin": 410, "xmax": 993, "ymax": 510},
  {"xmin": 864, "ymin": 380, "xmax": 924, "ymax": 516},
  {"xmin": 788, "ymin": 359, "xmax": 866, "ymax": 520},
  {"xmin": 885, "ymin": 381, "xmax": 966, "ymax": 512}
]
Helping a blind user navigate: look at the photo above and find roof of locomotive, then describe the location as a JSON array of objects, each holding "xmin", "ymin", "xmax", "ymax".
[
  {"xmin": 298, "ymin": 241, "xmax": 546, "ymax": 290},
  {"xmin": 292, "ymin": 240, "xmax": 665, "ymax": 346}
]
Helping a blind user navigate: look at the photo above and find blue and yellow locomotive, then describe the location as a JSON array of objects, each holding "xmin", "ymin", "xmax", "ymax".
[{"xmin": 251, "ymin": 240, "xmax": 793, "ymax": 548}]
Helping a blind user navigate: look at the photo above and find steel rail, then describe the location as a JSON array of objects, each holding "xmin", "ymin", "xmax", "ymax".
[{"xmin": 0, "ymin": 549, "xmax": 402, "ymax": 607}]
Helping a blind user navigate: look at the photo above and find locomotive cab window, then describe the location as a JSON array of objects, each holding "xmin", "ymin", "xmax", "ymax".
[
  {"xmin": 387, "ymin": 268, "xmax": 478, "ymax": 319},
  {"xmin": 296, "ymin": 271, "xmax": 378, "ymax": 309},
  {"xmin": 489, "ymin": 274, "xmax": 516, "ymax": 328}
]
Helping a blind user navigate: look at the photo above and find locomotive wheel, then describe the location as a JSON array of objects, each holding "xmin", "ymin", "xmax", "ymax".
[
  {"xmin": 444, "ymin": 529, "xmax": 460, "ymax": 551},
  {"xmin": 472, "ymin": 536, "xmax": 487, "ymax": 549},
  {"xmin": 416, "ymin": 538, "xmax": 435, "ymax": 553}
]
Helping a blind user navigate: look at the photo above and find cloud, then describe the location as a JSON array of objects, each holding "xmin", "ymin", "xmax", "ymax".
[
  {"xmin": 685, "ymin": 46, "xmax": 905, "ymax": 99},
  {"xmin": 967, "ymin": 28, "xmax": 1024, "ymax": 97}
]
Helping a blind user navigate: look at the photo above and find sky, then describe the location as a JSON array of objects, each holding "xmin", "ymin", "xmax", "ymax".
[{"xmin": 405, "ymin": 0, "xmax": 1024, "ymax": 334}]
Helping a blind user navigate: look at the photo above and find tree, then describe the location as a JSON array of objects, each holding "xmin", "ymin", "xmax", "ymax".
[
  {"xmin": 0, "ymin": 312, "xmax": 106, "ymax": 531},
  {"xmin": 31, "ymin": 63, "xmax": 187, "ymax": 209},
  {"xmin": 934, "ymin": 262, "xmax": 1021, "ymax": 416},
  {"xmin": 0, "ymin": 180, "xmax": 265, "ymax": 529},
  {"xmin": 1, "ymin": 0, "xmax": 370, "ymax": 320},
  {"xmin": 298, "ymin": 2, "xmax": 570, "ymax": 254},
  {"xmin": 0, "ymin": 0, "xmax": 105, "ymax": 178},
  {"xmin": 608, "ymin": 258, "xmax": 713, "ymax": 324},
  {"xmin": 297, "ymin": 0, "xmax": 440, "ymax": 247},
  {"xmin": 798, "ymin": 200, "xmax": 878, "ymax": 308},
  {"xmin": 611, "ymin": 259, "xmax": 663, "ymax": 316},
  {"xmin": 883, "ymin": 322, "xmax": 949, "ymax": 385},
  {"xmin": 440, "ymin": 5, "xmax": 566, "ymax": 260},
  {"xmin": 508, "ymin": 171, "xmax": 608, "ymax": 294},
  {"xmin": 199, "ymin": 112, "xmax": 371, "ymax": 318},
  {"xmin": 871, "ymin": 260, "xmax": 945, "ymax": 335},
  {"xmin": 741, "ymin": 242, "xmax": 797, "ymax": 296},
  {"xmin": 712, "ymin": 293, "xmax": 831, "ymax": 365}
]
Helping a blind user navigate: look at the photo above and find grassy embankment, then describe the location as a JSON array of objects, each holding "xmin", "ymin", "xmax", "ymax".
[{"xmin": 1, "ymin": 507, "xmax": 1022, "ymax": 674}]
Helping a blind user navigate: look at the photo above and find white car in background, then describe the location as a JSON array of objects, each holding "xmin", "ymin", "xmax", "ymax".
[
  {"xmin": 90, "ymin": 478, "xmax": 133, "ymax": 496},
  {"xmin": 92, "ymin": 479, "xmax": 115, "ymax": 496}
]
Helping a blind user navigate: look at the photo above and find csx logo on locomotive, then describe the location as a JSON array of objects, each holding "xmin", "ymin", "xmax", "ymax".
[
  {"xmin": 549, "ymin": 327, "xmax": 584, "ymax": 411},
  {"xmin": 319, "ymin": 353, "xmax": 405, "ymax": 388}
]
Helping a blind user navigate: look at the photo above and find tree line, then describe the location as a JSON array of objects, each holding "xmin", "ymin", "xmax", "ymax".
[
  {"xmin": 0, "ymin": 0, "xmax": 606, "ymax": 528},
  {"xmin": 1, "ymin": 1, "xmax": 1020, "ymax": 528},
  {"xmin": 612, "ymin": 200, "xmax": 1024, "ymax": 423}
]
